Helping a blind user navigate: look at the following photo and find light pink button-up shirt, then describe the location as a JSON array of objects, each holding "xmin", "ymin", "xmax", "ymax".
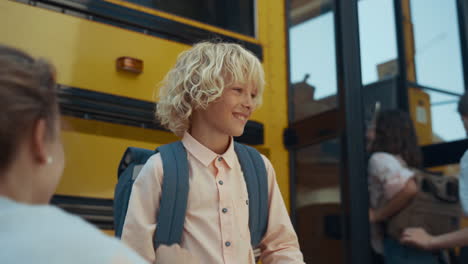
[{"xmin": 121, "ymin": 132, "xmax": 304, "ymax": 264}]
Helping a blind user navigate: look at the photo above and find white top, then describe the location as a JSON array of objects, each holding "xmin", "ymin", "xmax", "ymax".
[
  {"xmin": 459, "ymin": 150, "xmax": 468, "ymax": 216},
  {"xmin": 367, "ymin": 152, "xmax": 415, "ymax": 253},
  {"xmin": 0, "ymin": 196, "xmax": 147, "ymax": 264}
]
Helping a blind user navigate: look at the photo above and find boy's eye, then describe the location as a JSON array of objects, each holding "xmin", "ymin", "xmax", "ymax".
[
  {"xmin": 233, "ymin": 88, "xmax": 242, "ymax": 93},
  {"xmin": 251, "ymin": 93, "xmax": 257, "ymax": 99}
]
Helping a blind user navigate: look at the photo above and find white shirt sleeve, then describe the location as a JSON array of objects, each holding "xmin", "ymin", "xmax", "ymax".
[{"xmin": 368, "ymin": 152, "xmax": 414, "ymax": 200}]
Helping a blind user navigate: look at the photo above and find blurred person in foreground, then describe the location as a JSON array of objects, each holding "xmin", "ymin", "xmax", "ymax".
[{"xmin": 0, "ymin": 45, "xmax": 194, "ymax": 264}]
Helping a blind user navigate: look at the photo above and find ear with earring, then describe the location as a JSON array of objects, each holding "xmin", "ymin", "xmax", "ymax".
[{"xmin": 46, "ymin": 156, "xmax": 53, "ymax": 164}]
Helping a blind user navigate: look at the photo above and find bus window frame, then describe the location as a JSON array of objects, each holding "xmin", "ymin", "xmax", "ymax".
[
  {"xmin": 122, "ymin": 0, "xmax": 257, "ymax": 38},
  {"xmin": 394, "ymin": 0, "xmax": 468, "ymax": 165}
]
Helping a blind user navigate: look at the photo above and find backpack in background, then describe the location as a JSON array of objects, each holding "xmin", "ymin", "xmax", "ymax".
[
  {"xmin": 113, "ymin": 141, "xmax": 269, "ymax": 249},
  {"xmin": 386, "ymin": 169, "xmax": 461, "ymax": 239}
]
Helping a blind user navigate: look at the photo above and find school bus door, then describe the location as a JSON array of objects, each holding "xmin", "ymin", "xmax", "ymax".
[{"xmin": 286, "ymin": 1, "xmax": 371, "ymax": 263}]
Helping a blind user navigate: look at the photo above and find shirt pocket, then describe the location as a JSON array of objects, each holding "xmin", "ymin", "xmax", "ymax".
[
  {"xmin": 233, "ymin": 195, "xmax": 250, "ymax": 239},
  {"xmin": 186, "ymin": 176, "xmax": 218, "ymax": 211}
]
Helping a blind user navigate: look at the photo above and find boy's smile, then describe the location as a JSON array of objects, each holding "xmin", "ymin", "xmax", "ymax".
[{"xmin": 233, "ymin": 112, "xmax": 249, "ymax": 122}]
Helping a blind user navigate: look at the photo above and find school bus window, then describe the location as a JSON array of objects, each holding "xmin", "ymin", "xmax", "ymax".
[
  {"xmin": 411, "ymin": 0, "xmax": 465, "ymax": 143},
  {"xmin": 289, "ymin": 4, "xmax": 338, "ymax": 121},
  {"xmin": 124, "ymin": 0, "xmax": 256, "ymax": 37},
  {"xmin": 358, "ymin": 0, "xmax": 398, "ymax": 86}
]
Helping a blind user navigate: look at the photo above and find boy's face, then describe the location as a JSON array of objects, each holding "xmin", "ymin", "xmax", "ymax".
[{"xmin": 194, "ymin": 82, "xmax": 257, "ymax": 137}]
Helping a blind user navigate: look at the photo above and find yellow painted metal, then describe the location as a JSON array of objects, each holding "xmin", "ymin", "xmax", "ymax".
[
  {"xmin": 256, "ymin": 0, "xmax": 291, "ymax": 210},
  {"xmin": 408, "ymin": 87, "xmax": 433, "ymax": 146},
  {"xmin": 0, "ymin": 0, "xmax": 189, "ymax": 103},
  {"xmin": 0, "ymin": 0, "xmax": 290, "ymax": 210},
  {"xmin": 401, "ymin": 0, "xmax": 434, "ymax": 145},
  {"xmin": 101, "ymin": 229, "xmax": 115, "ymax": 237},
  {"xmin": 402, "ymin": 0, "xmax": 417, "ymax": 82},
  {"xmin": 58, "ymin": 116, "xmax": 178, "ymax": 198}
]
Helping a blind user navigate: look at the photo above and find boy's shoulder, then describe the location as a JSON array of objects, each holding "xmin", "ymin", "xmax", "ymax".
[
  {"xmin": 258, "ymin": 153, "xmax": 273, "ymax": 172},
  {"xmin": 141, "ymin": 152, "xmax": 163, "ymax": 174}
]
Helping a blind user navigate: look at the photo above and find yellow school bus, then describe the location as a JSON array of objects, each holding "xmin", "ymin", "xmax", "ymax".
[
  {"xmin": 3, "ymin": 1, "xmax": 468, "ymax": 263},
  {"xmin": 0, "ymin": 0, "xmax": 289, "ymax": 234}
]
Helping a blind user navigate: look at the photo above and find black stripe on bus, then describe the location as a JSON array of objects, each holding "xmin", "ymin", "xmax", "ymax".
[
  {"xmin": 51, "ymin": 195, "xmax": 114, "ymax": 230},
  {"xmin": 422, "ymin": 139, "xmax": 468, "ymax": 168},
  {"xmin": 57, "ymin": 85, "xmax": 265, "ymax": 145}
]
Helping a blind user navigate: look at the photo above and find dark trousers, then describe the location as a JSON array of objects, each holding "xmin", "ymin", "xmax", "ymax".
[{"xmin": 383, "ymin": 238, "xmax": 441, "ymax": 264}]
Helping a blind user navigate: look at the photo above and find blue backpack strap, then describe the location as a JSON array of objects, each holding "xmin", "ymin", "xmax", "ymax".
[
  {"xmin": 117, "ymin": 147, "xmax": 155, "ymax": 178},
  {"xmin": 153, "ymin": 141, "xmax": 189, "ymax": 248},
  {"xmin": 234, "ymin": 142, "xmax": 269, "ymax": 247},
  {"xmin": 115, "ymin": 147, "xmax": 156, "ymax": 238}
]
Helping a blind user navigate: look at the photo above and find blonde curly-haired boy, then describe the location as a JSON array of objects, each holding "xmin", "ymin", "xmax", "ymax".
[{"xmin": 121, "ymin": 42, "xmax": 304, "ymax": 264}]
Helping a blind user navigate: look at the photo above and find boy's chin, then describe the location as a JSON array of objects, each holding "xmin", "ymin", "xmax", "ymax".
[{"xmin": 231, "ymin": 128, "xmax": 245, "ymax": 137}]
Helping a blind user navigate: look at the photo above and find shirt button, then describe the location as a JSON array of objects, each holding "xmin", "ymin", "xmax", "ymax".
[
  {"xmin": 222, "ymin": 208, "xmax": 228, "ymax": 213},
  {"xmin": 218, "ymin": 157, "xmax": 223, "ymax": 162},
  {"xmin": 218, "ymin": 180, "xmax": 224, "ymax": 185},
  {"xmin": 246, "ymin": 200, "xmax": 249, "ymax": 205},
  {"xmin": 225, "ymin": 241, "xmax": 231, "ymax": 247}
]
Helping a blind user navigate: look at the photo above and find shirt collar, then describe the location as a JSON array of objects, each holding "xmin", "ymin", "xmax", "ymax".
[{"xmin": 181, "ymin": 132, "xmax": 236, "ymax": 168}]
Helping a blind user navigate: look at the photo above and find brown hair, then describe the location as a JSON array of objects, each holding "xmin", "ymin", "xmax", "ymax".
[
  {"xmin": 370, "ymin": 110, "xmax": 422, "ymax": 168},
  {"xmin": 0, "ymin": 45, "xmax": 58, "ymax": 173}
]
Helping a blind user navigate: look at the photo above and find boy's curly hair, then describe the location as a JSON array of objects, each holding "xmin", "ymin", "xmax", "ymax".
[{"xmin": 156, "ymin": 41, "xmax": 265, "ymax": 137}]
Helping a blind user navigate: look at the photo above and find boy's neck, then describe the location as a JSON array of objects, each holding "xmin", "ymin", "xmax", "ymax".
[{"xmin": 188, "ymin": 127, "xmax": 230, "ymax": 155}]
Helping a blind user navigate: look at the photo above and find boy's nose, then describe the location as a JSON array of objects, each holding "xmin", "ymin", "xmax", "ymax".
[{"xmin": 242, "ymin": 93, "xmax": 254, "ymax": 109}]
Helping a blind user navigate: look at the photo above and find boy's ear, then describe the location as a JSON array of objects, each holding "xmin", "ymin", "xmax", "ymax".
[{"xmin": 30, "ymin": 119, "xmax": 48, "ymax": 164}]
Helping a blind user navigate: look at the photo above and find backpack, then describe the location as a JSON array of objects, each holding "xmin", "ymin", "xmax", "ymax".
[
  {"xmin": 114, "ymin": 141, "xmax": 269, "ymax": 249},
  {"xmin": 386, "ymin": 169, "xmax": 461, "ymax": 239}
]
